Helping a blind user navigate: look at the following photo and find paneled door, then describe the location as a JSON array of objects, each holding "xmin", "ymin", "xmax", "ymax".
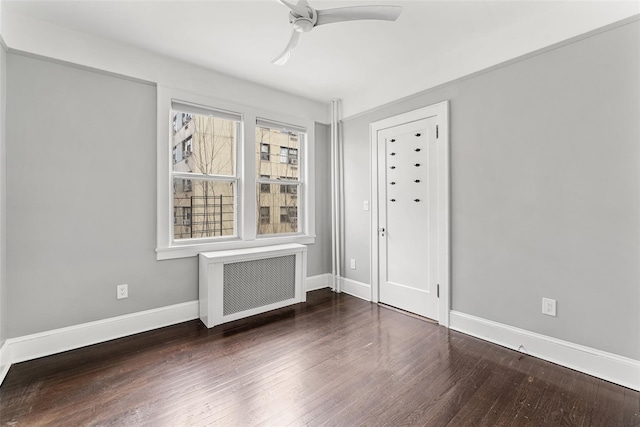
[{"xmin": 377, "ymin": 117, "xmax": 440, "ymax": 320}]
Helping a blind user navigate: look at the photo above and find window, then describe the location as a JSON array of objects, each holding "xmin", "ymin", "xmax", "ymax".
[
  {"xmin": 182, "ymin": 207, "xmax": 192, "ymax": 225},
  {"xmin": 174, "ymin": 207, "xmax": 192, "ymax": 239},
  {"xmin": 280, "ymin": 146, "xmax": 289, "ymax": 163},
  {"xmin": 289, "ymin": 148, "xmax": 298, "ymax": 166},
  {"xmin": 280, "ymin": 206, "xmax": 297, "ymax": 223},
  {"xmin": 256, "ymin": 123, "xmax": 302, "ymax": 236},
  {"xmin": 170, "ymin": 101, "xmax": 239, "ymax": 242},
  {"xmin": 157, "ymin": 88, "xmax": 316, "ymax": 260},
  {"xmin": 260, "ymin": 175, "xmax": 270, "ymax": 193},
  {"xmin": 259, "ymin": 207, "xmax": 270, "ymax": 224},
  {"xmin": 280, "ymin": 184, "xmax": 297, "ymax": 195},
  {"xmin": 260, "ymin": 143, "xmax": 270, "ymax": 161},
  {"xmin": 173, "ymin": 113, "xmax": 193, "ymax": 133},
  {"xmin": 183, "ymin": 136, "xmax": 193, "ymax": 158}
]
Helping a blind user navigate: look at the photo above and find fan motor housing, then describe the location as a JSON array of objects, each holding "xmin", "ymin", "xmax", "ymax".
[
  {"xmin": 292, "ymin": 17, "xmax": 314, "ymax": 32},
  {"xmin": 289, "ymin": 8, "xmax": 317, "ymax": 32}
]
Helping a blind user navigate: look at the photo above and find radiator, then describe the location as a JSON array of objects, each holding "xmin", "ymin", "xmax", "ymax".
[{"xmin": 199, "ymin": 244, "xmax": 307, "ymax": 328}]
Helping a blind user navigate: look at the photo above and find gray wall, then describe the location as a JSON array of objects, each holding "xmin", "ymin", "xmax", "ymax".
[
  {"xmin": 6, "ymin": 53, "xmax": 331, "ymax": 338},
  {"xmin": 0, "ymin": 42, "xmax": 6, "ymax": 348},
  {"xmin": 341, "ymin": 20, "xmax": 639, "ymax": 359},
  {"xmin": 307, "ymin": 122, "xmax": 332, "ymax": 277}
]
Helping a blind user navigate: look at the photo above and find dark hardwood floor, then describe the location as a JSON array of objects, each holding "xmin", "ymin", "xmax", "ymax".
[{"xmin": 1, "ymin": 289, "xmax": 638, "ymax": 426}]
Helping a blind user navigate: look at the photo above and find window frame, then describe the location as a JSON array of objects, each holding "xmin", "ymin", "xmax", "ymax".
[{"xmin": 156, "ymin": 86, "xmax": 315, "ymax": 260}]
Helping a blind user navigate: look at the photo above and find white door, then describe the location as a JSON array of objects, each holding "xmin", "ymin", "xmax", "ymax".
[{"xmin": 377, "ymin": 117, "xmax": 439, "ymax": 320}]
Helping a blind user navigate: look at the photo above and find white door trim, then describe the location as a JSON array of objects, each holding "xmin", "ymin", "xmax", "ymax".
[{"xmin": 370, "ymin": 101, "xmax": 450, "ymax": 327}]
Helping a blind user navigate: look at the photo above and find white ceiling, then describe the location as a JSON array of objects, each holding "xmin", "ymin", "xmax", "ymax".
[{"xmin": 3, "ymin": 0, "xmax": 639, "ymax": 117}]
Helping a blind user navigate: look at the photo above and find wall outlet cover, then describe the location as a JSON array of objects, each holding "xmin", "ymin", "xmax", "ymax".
[
  {"xmin": 542, "ymin": 297, "xmax": 556, "ymax": 316},
  {"xmin": 117, "ymin": 284, "xmax": 128, "ymax": 299}
]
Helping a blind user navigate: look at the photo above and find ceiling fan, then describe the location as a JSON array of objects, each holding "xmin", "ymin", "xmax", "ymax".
[{"xmin": 272, "ymin": 0, "xmax": 402, "ymax": 65}]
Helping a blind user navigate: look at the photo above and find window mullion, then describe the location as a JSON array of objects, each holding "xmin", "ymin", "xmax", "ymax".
[{"xmin": 243, "ymin": 113, "xmax": 257, "ymax": 241}]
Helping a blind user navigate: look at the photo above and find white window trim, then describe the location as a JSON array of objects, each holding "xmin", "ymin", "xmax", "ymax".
[{"xmin": 156, "ymin": 85, "xmax": 315, "ymax": 260}]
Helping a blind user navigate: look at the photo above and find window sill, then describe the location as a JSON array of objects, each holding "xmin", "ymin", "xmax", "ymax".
[{"xmin": 156, "ymin": 235, "xmax": 316, "ymax": 260}]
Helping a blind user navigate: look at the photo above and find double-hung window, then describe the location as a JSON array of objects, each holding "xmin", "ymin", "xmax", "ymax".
[
  {"xmin": 170, "ymin": 101, "xmax": 240, "ymax": 242},
  {"xmin": 255, "ymin": 119, "xmax": 304, "ymax": 236},
  {"xmin": 157, "ymin": 88, "xmax": 315, "ymax": 260}
]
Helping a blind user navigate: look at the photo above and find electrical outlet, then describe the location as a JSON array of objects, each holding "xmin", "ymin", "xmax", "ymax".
[
  {"xmin": 542, "ymin": 297, "xmax": 556, "ymax": 316},
  {"xmin": 350, "ymin": 259, "xmax": 356, "ymax": 269},
  {"xmin": 117, "ymin": 284, "xmax": 128, "ymax": 300}
]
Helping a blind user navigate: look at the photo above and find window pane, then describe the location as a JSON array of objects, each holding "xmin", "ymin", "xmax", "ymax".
[
  {"xmin": 255, "ymin": 127, "xmax": 299, "ymax": 181},
  {"xmin": 259, "ymin": 175, "xmax": 270, "ymax": 193},
  {"xmin": 280, "ymin": 147, "xmax": 288, "ymax": 163},
  {"xmin": 174, "ymin": 179, "xmax": 235, "ymax": 240},
  {"xmin": 256, "ymin": 183, "xmax": 299, "ymax": 235},
  {"xmin": 172, "ymin": 111, "xmax": 236, "ymax": 176},
  {"xmin": 259, "ymin": 207, "xmax": 270, "ymax": 224},
  {"xmin": 260, "ymin": 143, "xmax": 270, "ymax": 161},
  {"xmin": 280, "ymin": 183, "xmax": 298, "ymax": 195}
]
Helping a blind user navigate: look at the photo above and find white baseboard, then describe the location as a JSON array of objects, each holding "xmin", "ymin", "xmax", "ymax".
[
  {"xmin": 450, "ymin": 310, "xmax": 640, "ymax": 391},
  {"xmin": 0, "ymin": 340, "xmax": 10, "ymax": 385},
  {"xmin": 338, "ymin": 277, "xmax": 371, "ymax": 301},
  {"xmin": 306, "ymin": 273, "xmax": 332, "ymax": 292},
  {"xmin": 306, "ymin": 274, "xmax": 372, "ymax": 300},
  {"xmin": 6, "ymin": 287, "xmax": 634, "ymax": 392},
  {"xmin": 8, "ymin": 301, "xmax": 199, "ymax": 365},
  {"xmin": 0, "ymin": 274, "xmax": 335, "ymax": 386}
]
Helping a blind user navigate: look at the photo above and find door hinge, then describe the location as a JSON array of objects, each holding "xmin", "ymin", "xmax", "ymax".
[
  {"xmin": 437, "ymin": 284, "xmax": 440, "ymax": 298},
  {"xmin": 436, "ymin": 125, "xmax": 439, "ymax": 139}
]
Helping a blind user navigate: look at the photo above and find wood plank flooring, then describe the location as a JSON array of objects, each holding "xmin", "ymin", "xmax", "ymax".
[{"xmin": 1, "ymin": 289, "xmax": 638, "ymax": 426}]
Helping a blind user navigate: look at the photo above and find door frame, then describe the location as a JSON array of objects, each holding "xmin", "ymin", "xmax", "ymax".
[{"xmin": 369, "ymin": 101, "xmax": 450, "ymax": 327}]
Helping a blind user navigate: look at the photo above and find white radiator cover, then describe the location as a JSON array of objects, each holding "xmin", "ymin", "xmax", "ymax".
[{"xmin": 199, "ymin": 244, "xmax": 307, "ymax": 328}]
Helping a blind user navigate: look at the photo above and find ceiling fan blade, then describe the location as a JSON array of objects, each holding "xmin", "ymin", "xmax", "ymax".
[
  {"xmin": 271, "ymin": 30, "xmax": 301, "ymax": 65},
  {"xmin": 278, "ymin": 0, "xmax": 310, "ymax": 17},
  {"xmin": 316, "ymin": 5, "xmax": 402, "ymax": 26}
]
